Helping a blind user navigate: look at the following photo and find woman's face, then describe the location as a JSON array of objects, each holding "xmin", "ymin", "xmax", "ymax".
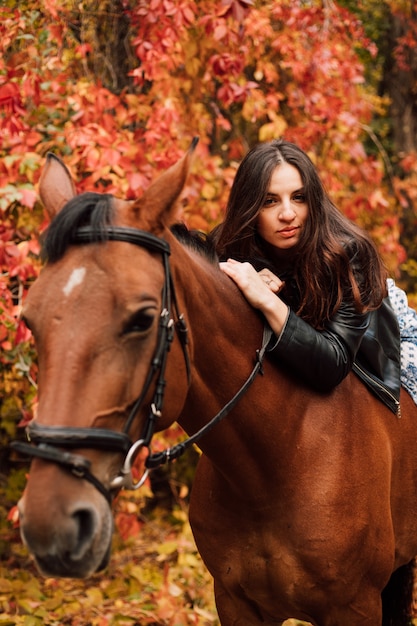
[{"xmin": 257, "ymin": 162, "xmax": 309, "ymax": 253}]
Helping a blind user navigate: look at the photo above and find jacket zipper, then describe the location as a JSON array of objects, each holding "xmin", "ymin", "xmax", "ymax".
[{"xmin": 353, "ymin": 363, "xmax": 401, "ymax": 417}]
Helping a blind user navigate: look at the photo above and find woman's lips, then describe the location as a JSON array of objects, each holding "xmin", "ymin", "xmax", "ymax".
[{"xmin": 278, "ymin": 226, "xmax": 299, "ymax": 238}]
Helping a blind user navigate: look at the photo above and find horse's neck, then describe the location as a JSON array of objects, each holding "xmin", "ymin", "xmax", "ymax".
[
  {"xmin": 171, "ymin": 239, "xmax": 263, "ymax": 360},
  {"xmin": 169, "ymin": 242, "xmax": 330, "ymax": 500},
  {"xmin": 170, "ymin": 239, "xmax": 268, "ymax": 438}
]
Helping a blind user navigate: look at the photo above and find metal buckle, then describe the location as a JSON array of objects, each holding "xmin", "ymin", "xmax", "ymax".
[{"xmin": 109, "ymin": 439, "xmax": 149, "ymax": 491}]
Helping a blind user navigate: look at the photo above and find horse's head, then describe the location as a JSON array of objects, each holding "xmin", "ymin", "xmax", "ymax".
[{"xmin": 16, "ymin": 140, "xmax": 198, "ymax": 577}]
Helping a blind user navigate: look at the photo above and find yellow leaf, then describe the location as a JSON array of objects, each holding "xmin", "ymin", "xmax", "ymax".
[
  {"xmin": 201, "ymin": 182, "xmax": 218, "ymax": 200},
  {"xmin": 0, "ymin": 579, "xmax": 13, "ymax": 594},
  {"xmin": 85, "ymin": 586, "xmax": 104, "ymax": 605},
  {"xmin": 185, "ymin": 56, "xmax": 201, "ymax": 77},
  {"xmin": 156, "ymin": 540, "xmax": 178, "ymax": 556},
  {"xmin": 259, "ymin": 115, "xmax": 288, "ymax": 142}
]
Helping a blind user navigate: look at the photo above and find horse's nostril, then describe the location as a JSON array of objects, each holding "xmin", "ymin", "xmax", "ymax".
[{"xmin": 70, "ymin": 507, "xmax": 97, "ymax": 561}]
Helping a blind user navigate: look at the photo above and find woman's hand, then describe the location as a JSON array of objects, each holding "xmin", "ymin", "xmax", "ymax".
[
  {"xmin": 219, "ymin": 259, "xmax": 289, "ymax": 334},
  {"xmin": 219, "ymin": 259, "xmax": 283, "ymax": 308}
]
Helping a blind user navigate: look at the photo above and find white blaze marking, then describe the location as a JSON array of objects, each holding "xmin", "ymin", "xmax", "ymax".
[{"xmin": 63, "ymin": 267, "xmax": 86, "ymax": 297}]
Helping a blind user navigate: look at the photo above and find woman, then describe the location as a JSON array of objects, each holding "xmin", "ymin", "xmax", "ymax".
[{"xmin": 212, "ymin": 139, "xmax": 402, "ymax": 414}]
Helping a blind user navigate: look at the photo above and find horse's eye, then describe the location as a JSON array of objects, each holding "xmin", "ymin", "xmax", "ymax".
[{"xmin": 123, "ymin": 308, "xmax": 156, "ymax": 335}]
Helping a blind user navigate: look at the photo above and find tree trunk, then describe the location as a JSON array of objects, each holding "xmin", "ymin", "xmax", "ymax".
[
  {"xmin": 68, "ymin": 0, "xmax": 135, "ymax": 94},
  {"xmin": 382, "ymin": 3, "xmax": 417, "ymax": 157}
]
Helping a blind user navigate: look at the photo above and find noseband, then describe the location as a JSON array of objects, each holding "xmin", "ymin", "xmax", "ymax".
[{"xmin": 12, "ymin": 226, "xmax": 272, "ymax": 503}]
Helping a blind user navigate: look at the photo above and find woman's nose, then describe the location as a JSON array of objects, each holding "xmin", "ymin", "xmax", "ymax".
[{"xmin": 278, "ymin": 199, "xmax": 296, "ymax": 221}]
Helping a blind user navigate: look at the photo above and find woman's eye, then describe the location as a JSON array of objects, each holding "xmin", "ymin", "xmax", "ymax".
[
  {"xmin": 263, "ymin": 196, "xmax": 277, "ymax": 207},
  {"xmin": 293, "ymin": 192, "xmax": 306, "ymax": 203},
  {"xmin": 123, "ymin": 309, "xmax": 156, "ymax": 334}
]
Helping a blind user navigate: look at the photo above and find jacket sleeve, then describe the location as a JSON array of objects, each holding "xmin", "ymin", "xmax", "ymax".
[{"xmin": 267, "ymin": 301, "xmax": 371, "ymax": 391}]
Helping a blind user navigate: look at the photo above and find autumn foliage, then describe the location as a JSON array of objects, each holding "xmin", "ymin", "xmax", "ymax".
[{"xmin": 1, "ymin": 1, "xmax": 417, "ymax": 620}]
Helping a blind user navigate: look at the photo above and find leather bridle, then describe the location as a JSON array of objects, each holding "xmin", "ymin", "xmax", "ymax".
[{"xmin": 12, "ymin": 225, "xmax": 272, "ymax": 503}]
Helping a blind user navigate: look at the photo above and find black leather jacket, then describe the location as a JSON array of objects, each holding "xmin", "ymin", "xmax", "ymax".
[{"xmin": 267, "ymin": 285, "xmax": 401, "ymax": 415}]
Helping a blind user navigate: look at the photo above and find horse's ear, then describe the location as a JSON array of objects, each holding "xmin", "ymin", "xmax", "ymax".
[
  {"xmin": 133, "ymin": 137, "xmax": 199, "ymax": 229},
  {"xmin": 39, "ymin": 153, "xmax": 76, "ymax": 219}
]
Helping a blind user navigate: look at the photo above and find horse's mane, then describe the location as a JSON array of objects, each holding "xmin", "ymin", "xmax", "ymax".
[
  {"xmin": 170, "ymin": 223, "xmax": 218, "ymax": 264},
  {"xmin": 42, "ymin": 192, "xmax": 218, "ymax": 265},
  {"xmin": 42, "ymin": 192, "xmax": 114, "ymax": 263}
]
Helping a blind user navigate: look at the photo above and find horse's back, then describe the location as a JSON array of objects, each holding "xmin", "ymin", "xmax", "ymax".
[
  {"xmin": 385, "ymin": 390, "xmax": 417, "ymax": 563},
  {"xmin": 189, "ymin": 370, "xmax": 417, "ymax": 625}
]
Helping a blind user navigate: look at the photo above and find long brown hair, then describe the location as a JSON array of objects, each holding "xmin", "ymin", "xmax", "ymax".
[{"xmin": 212, "ymin": 139, "xmax": 388, "ymax": 328}]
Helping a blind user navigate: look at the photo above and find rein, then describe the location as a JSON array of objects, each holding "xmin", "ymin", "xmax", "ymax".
[{"xmin": 12, "ymin": 225, "xmax": 272, "ymax": 503}]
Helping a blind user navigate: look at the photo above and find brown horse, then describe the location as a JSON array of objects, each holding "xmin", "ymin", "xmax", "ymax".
[{"xmin": 13, "ymin": 141, "xmax": 417, "ymax": 626}]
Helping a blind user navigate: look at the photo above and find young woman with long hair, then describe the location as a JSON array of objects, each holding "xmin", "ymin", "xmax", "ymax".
[{"xmin": 212, "ymin": 139, "xmax": 404, "ymax": 413}]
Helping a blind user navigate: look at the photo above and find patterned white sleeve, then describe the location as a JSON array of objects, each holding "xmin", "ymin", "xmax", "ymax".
[{"xmin": 387, "ymin": 278, "xmax": 417, "ymax": 404}]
